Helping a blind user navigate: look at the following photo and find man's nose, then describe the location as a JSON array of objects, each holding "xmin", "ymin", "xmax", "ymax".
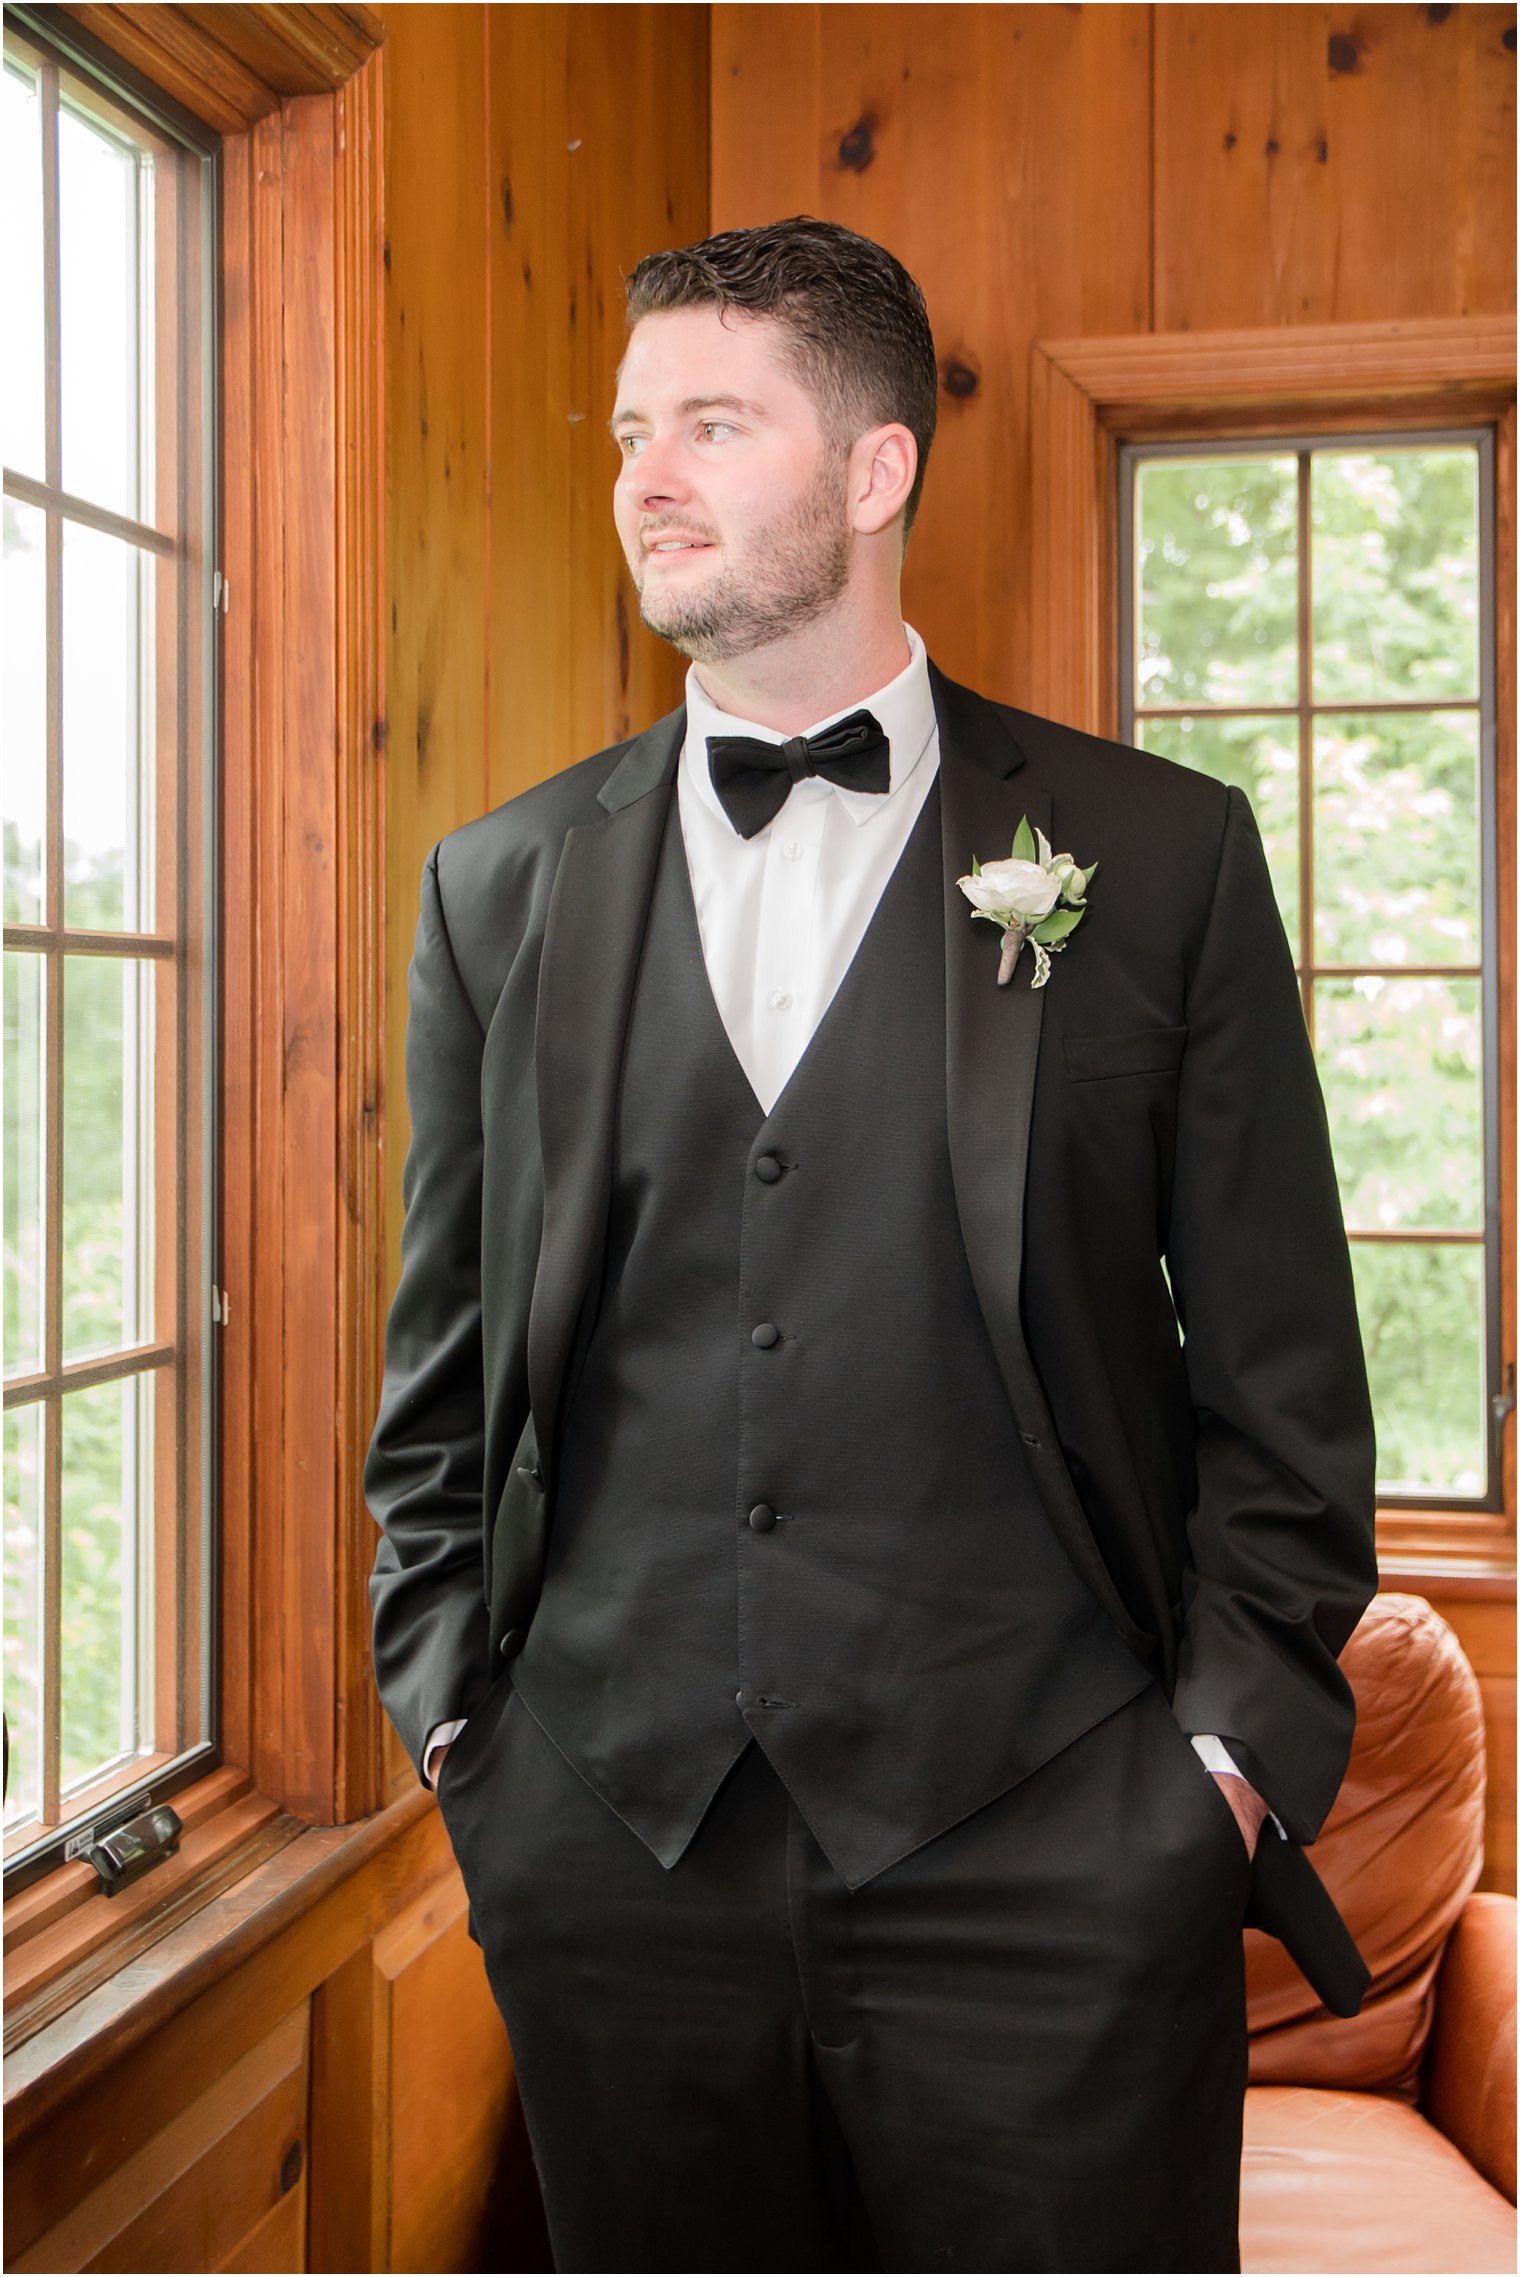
[{"xmin": 624, "ymin": 430, "xmax": 687, "ymax": 503}]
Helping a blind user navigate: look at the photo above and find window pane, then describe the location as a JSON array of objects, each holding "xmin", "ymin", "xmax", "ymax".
[
  {"xmin": 1350, "ymin": 1241, "xmax": 1486, "ymax": 1497},
  {"xmin": 63, "ymin": 520, "xmax": 152, "ymax": 933},
  {"xmin": 3, "ymin": 1400, "xmax": 45, "ymax": 1828},
  {"xmin": 1135, "ymin": 455, "xmax": 1298, "ymax": 708},
  {"xmin": 59, "ymin": 98, "xmax": 146, "ymax": 521},
  {"xmin": 5, "ymin": 948, "xmax": 47, "ymax": 1377},
  {"xmin": 1316, "ymin": 975, "xmax": 1483, "ymax": 1231},
  {"xmin": 62, "ymin": 954, "xmax": 153, "ymax": 1362},
  {"xmin": 60, "ymin": 1374, "xmax": 148, "ymax": 1784},
  {"xmin": 1311, "ymin": 447, "xmax": 1480, "ymax": 704},
  {"xmin": 1313, "ymin": 710, "xmax": 1482, "ymax": 968},
  {"xmin": 1135, "ymin": 713, "xmax": 1300, "ymax": 950},
  {"xmin": 3, "ymin": 54, "xmax": 45, "ymax": 479},
  {"xmin": 3, "ymin": 497, "xmax": 47, "ymax": 926}
]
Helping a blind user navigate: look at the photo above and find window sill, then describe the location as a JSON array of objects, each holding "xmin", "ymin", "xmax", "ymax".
[
  {"xmin": 3, "ymin": 1760, "xmax": 434, "ymax": 2071},
  {"xmin": 4, "ymin": 1768, "xmax": 436, "ymax": 2125},
  {"xmin": 1376, "ymin": 1505, "xmax": 1517, "ymax": 1586}
]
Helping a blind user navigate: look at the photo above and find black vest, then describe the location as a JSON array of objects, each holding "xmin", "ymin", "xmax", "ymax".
[{"xmin": 509, "ymin": 772, "xmax": 1151, "ymax": 1886}]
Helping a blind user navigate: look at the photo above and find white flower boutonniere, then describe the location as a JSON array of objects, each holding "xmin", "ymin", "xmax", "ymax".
[{"xmin": 957, "ymin": 816, "xmax": 1097, "ymax": 988}]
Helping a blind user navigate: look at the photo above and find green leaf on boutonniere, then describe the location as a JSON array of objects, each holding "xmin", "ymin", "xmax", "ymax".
[
  {"xmin": 1010, "ymin": 815, "xmax": 1037, "ymax": 862},
  {"xmin": 970, "ymin": 854, "xmax": 981, "ymax": 875},
  {"xmin": 1032, "ymin": 906, "xmax": 1085, "ymax": 945}
]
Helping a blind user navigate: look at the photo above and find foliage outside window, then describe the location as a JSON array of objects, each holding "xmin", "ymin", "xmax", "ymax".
[
  {"xmin": 2, "ymin": 22, "xmax": 218, "ymax": 1889},
  {"xmin": 1121, "ymin": 434, "xmax": 1502, "ymax": 1513}
]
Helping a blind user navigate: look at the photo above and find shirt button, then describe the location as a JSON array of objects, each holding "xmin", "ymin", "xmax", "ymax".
[
  {"xmin": 781, "ymin": 840, "xmax": 804, "ymax": 862},
  {"xmin": 769, "ymin": 989, "xmax": 792, "ymax": 1012},
  {"xmin": 751, "ymin": 1321, "xmax": 781, "ymax": 1348}
]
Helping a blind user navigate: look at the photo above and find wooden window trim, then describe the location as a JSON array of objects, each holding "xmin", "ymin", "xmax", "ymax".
[
  {"xmin": 5, "ymin": 4, "xmax": 388, "ymax": 2030},
  {"xmin": 1029, "ymin": 316, "xmax": 1517, "ymax": 1582}
]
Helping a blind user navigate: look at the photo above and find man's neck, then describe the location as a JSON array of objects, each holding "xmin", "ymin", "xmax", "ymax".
[{"xmin": 691, "ymin": 614, "xmax": 913, "ymax": 735}]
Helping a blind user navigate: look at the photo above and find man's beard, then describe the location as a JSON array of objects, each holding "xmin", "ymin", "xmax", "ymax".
[{"xmin": 634, "ymin": 449, "xmax": 854, "ymax": 664}]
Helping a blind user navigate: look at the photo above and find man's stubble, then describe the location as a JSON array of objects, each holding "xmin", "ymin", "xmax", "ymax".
[{"xmin": 633, "ymin": 442, "xmax": 855, "ymax": 666}]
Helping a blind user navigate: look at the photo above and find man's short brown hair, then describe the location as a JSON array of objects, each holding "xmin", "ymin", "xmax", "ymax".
[{"xmin": 624, "ymin": 216, "xmax": 939, "ymax": 544}]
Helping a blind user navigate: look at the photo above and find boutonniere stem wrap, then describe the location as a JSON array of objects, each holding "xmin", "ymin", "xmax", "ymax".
[{"xmin": 957, "ymin": 817, "xmax": 1097, "ymax": 988}]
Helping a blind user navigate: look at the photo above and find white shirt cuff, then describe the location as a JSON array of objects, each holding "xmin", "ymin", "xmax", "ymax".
[
  {"xmin": 423, "ymin": 1717, "xmax": 467, "ymax": 1789},
  {"xmin": 1190, "ymin": 1730, "xmax": 1287, "ymax": 1838}
]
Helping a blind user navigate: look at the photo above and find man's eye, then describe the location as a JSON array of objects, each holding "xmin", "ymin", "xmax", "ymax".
[{"xmin": 700, "ymin": 421, "xmax": 734, "ymax": 441}]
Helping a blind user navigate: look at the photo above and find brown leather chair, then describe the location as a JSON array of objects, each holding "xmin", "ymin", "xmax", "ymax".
[{"xmin": 1241, "ymin": 1592, "xmax": 1517, "ymax": 2273}]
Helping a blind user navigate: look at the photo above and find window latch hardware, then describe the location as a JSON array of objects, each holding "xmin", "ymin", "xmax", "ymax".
[
  {"xmin": 1493, "ymin": 1361, "xmax": 1516, "ymax": 1432},
  {"xmin": 80, "ymin": 1802, "xmax": 183, "ymax": 1896}
]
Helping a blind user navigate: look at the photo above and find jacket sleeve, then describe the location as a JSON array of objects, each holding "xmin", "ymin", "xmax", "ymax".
[
  {"xmin": 364, "ymin": 843, "xmax": 494, "ymax": 1784},
  {"xmin": 1165, "ymin": 783, "xmax": 1379, "ymax": 1844}
]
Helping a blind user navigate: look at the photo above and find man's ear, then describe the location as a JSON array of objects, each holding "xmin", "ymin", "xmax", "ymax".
[{"xmin": 851, "ymin": 423, "xmax": 917, "ymax": 538}]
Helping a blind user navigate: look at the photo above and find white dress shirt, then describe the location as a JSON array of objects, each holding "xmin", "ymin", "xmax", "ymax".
[{"xmin": 423, "ymin": 621, "xmax": 1272, "ymax": 1830}]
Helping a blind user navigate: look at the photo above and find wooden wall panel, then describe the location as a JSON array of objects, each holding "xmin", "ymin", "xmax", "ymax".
[
  {"xmin": 11, "ymin": 2005, "xmax": 310, "ymax": 2273},
  {"xmin": 378, "ymin": 1888, "xmax": 548, "ymax": 2274},
  {"xmin": 379, "ymin": 4, "xmax": 490, "ymax": 887},
  {"xmin": 1154, "ymin": 4, "xmax": 1517, "ymax": 331},
  {"xmin": 1420, "ymin": 1585, "xmax": 1520, "ymax": 1898}
]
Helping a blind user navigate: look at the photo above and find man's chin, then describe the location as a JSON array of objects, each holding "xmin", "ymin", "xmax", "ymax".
[{"xmin": 635, "ymin": 593, "xmax": 730, "ymax": 663}]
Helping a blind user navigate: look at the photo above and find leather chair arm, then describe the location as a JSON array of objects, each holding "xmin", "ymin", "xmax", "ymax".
[{"xmin": 1420, "ymin": 1891, "xmax": 1517, "ymax": 2203}]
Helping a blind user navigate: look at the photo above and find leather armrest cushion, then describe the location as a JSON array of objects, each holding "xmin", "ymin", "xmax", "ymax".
[{"xmin": 1421, "ymin": 1891, "xmax": 1517, "ymax": 2204}]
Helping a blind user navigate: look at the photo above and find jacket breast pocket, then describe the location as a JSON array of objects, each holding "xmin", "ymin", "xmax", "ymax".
[{"xmin": 1062, "ymin": 1023, "xmax": 1188, "ymax": 1083}]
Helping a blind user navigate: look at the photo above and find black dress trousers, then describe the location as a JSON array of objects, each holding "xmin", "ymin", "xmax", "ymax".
[{"xmin": 435, "ymin": 1675, "xmax": 1253, "ymax": 2276}]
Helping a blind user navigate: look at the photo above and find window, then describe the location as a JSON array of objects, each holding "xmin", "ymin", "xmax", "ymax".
[
  {"xmin": 1119, "ymin": 432, "xmax": 1504, "ymax": 1513},
  {"xmin": 3, "ymin": 21, "xmax": 218, "ymax": 1890}
]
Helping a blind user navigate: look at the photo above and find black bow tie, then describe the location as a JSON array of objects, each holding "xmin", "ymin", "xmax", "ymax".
[{"xmin": 705, "ymin": 708, "xmax": 892, "ymax": 840}]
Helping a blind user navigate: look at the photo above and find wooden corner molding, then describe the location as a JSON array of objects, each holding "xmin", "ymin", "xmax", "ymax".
[
  {"xmin": 218, "ymin": 52, "xmax": 389, "ymax": 1833},
  {"xmin": 1027, "ymin": 314, "xmax": 1516, "ymax": 737},
  {"xmin": 52, "ymin": 3, "xmax": 382, "ymax": 131}
]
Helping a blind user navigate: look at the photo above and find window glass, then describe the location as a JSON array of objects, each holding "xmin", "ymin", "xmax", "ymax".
[
  {"xmin": 1126, "ymin": 435, "xmax": 1497, "ymax": 1512},
  {"xmin": 3, "ymin": 23, "xmax": 216, "ymax": 1887}
]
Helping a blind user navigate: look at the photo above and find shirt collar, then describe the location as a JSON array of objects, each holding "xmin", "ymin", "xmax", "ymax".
[{"xmin": 681, "ymin": 621, "xmax": 937, "ymax": 833}]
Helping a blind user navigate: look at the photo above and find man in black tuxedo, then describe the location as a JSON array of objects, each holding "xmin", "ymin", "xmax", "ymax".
[{"xmin": 365, "ymin": 217, "xmax": 1378, "ymax": 2273}]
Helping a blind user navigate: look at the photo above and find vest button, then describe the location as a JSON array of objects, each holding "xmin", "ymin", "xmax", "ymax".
[
  {"xmin": 750, "ymin": 1321, "xmax": 781, "ymax": 1348},
  {"xmin": 499, "ymin": 1626, "xmax": 526, "ymax": 1658},
  {"xmin": 1020, "ymin": 1431, "xmax": 1043, "ymax": 1448},
  {"xmin": 748, "ymin": 1503, "xmax": 778, "ymax": 1532},
  {"xmin": 753, "ymin": 1153, "xmax": 783, "ymax": 1183}
]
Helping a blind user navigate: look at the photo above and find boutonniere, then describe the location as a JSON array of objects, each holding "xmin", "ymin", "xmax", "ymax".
[{"xmin": 957, "ymin": 816, "xmax": 1097, "ymax": 988}]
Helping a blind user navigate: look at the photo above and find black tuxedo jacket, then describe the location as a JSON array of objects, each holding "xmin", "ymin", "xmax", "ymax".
[{"xmin": 365, "ymin": 658, "xmax": 1380, "ymax": 2011}]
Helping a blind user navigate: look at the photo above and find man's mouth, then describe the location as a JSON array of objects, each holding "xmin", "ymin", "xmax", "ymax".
[{"xmin": 645, "ymin": 538, "xmax": 714, "ymax": 556}]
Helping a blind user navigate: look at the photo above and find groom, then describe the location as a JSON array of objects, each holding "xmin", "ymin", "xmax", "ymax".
[{"xmin": 365, "ymin": 217, "xmax": 1378, "ymax": 2273}]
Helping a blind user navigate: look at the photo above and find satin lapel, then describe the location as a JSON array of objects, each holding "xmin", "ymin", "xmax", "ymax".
[
  {"xmin": 936, "ymin": 668, "xmax": 1050, "ymax": 1420},
  {"xmin": 528, "ymin": 707, "xmax": 684, "ymax": 1482},
  {"xmin": 935, "ymin": 666, "xmax": 1152, "ymax": 1651}
]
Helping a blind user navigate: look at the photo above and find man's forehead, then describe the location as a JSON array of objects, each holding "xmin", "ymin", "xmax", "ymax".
[{"xmin": 614, "ymin": 307, "xmax": 793, "ymax": 398}]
